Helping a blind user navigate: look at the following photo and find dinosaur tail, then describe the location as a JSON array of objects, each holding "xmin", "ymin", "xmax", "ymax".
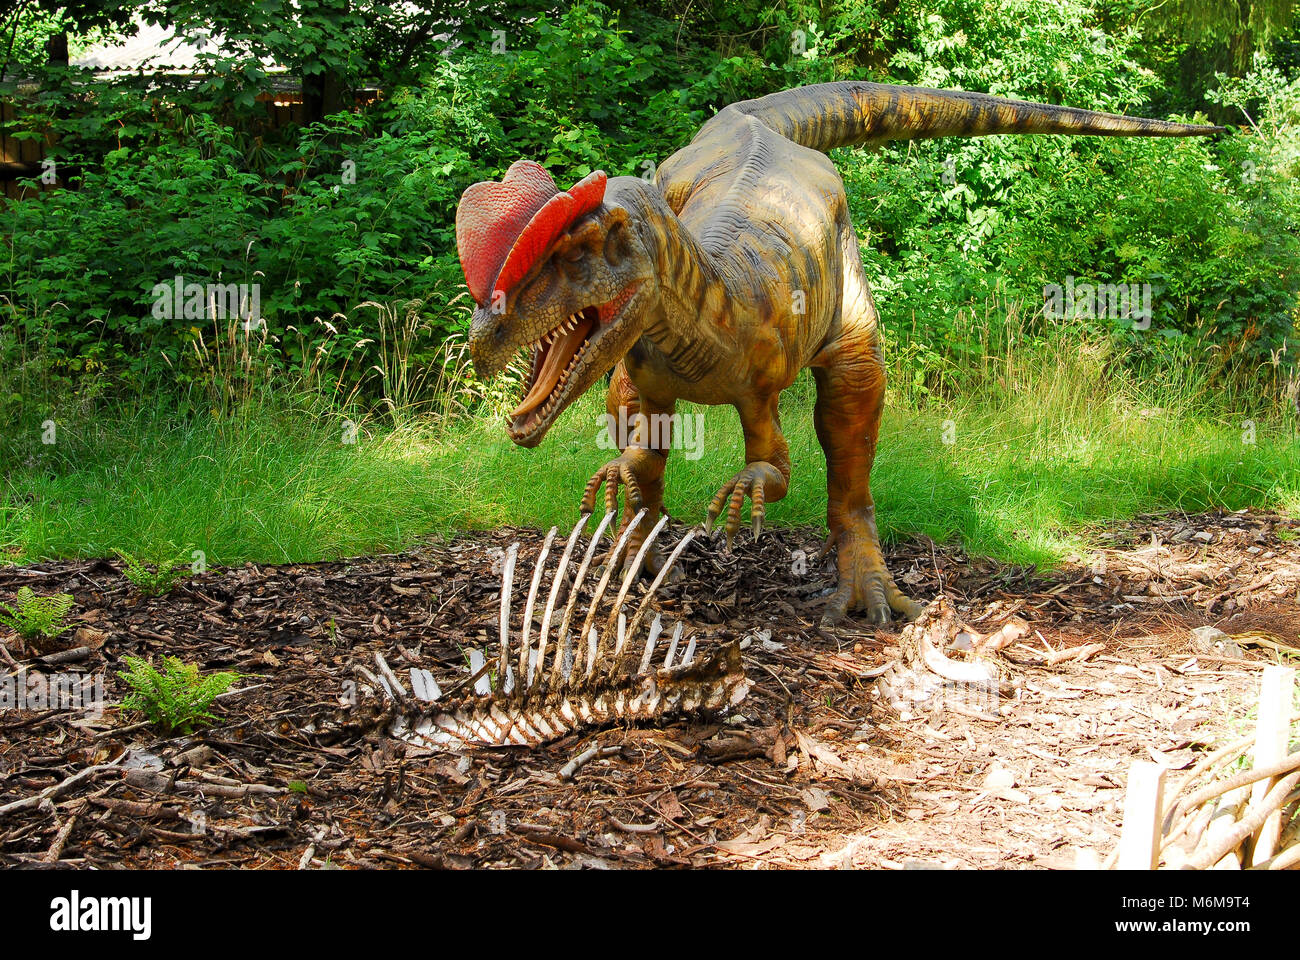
[{"xmin": 725, "ymin": 81, "xmax": 1224, "ymax": 152}]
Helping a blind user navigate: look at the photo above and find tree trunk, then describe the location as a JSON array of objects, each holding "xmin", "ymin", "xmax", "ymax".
[
  {"xmin": 46, "ymin": 31, "xmax": 70, "ymax": 68},
  {"xmin": 302, "ymin": 69, "xmax": 350, "ymax": 125}
]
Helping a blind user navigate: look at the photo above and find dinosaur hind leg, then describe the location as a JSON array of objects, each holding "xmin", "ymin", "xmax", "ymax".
[
  {"xmin": 589, "ymin": 361, "xmax": 671, "ymax": 574},
  {"xmin": 811, "ymin": 337, "xmax": 922, "ymax": 627}
]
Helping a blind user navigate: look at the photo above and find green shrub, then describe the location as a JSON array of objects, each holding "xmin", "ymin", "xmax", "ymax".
[
  {"xmin": 1, "ymin": 0, "xmax": 1295, "ymax": 415},
  {"xmin": 0, "ymin": 587, "xmax": 76, "ymax": 642},
  {"xmin": 114, "ymin": 548, "xmax": 190, "ymax": 597},
  {"xmin": 840, "ymin": 0, "xmax": 1300, "ymax": 397},
  {"xmin": 117, "ymin": 655, "xmax": 240, "ymax": 734}
]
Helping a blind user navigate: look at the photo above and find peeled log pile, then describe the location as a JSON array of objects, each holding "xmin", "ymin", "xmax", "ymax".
[
  {"xmin": 355, "ymin": 511, "xmax": 750, "ymax": 748},
  {"xmin": 1112, "ymin": 666, "xmax": 1299, "ymax": 870}
]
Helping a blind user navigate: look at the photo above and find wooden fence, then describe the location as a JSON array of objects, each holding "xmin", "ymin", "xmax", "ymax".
[
  {"xmin": 1113, "ymin": 664, "xmax": 1298, "ymax": 870},
  {"xmin": 1, "ymin": 100, "xmax": 57, "ymax": 202},
  {"xmin": 0, "ymin": 92, "xmax": 344, "ymax": 202}
]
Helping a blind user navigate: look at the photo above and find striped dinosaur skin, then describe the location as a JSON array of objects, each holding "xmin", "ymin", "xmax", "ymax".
[{"xmin": 461, "ymin": 82, "xmax": 1222, "ymax": 626}]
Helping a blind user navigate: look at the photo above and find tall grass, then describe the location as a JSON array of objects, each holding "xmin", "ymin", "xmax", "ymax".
[{"xmin": 2, "ymin": 299, "xmax": 1297, "ymax": 569}]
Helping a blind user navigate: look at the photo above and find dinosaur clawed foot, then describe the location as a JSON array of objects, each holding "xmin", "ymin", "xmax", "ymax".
[{"xmin": 819, "ymin": 529, "xmax": 923, "ymax": 628}]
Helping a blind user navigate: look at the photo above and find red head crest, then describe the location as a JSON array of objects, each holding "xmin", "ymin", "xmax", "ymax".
[{"xmin": 455, "ymin": 160, "xmax": 607, "ymax": 306}]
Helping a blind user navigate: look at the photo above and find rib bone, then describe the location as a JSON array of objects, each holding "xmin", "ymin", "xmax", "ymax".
[
  {"xmin": 551, "ymin": 510, "xmax": 616, "ymax": 683},
  {"xmin": 373, "ymin": 525, "xmax": 747, "ymax": 749},
  {"xmin": 534, "ymin": 514, "xmax": 589, "ymax": 684},
  {"xmin": 519, "ymin": 526, "xmax": 557, "ymax": 685}
]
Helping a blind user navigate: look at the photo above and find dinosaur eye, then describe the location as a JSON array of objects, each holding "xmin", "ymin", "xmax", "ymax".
[
  {"xmin": 556, "ymin": 245, "xmax": 586, "ymax": 282},
  {"xmin": 604, "ymin": 227, "xmax": 629, "ymax": 266}
]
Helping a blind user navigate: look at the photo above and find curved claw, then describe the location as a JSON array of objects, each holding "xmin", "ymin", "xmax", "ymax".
[
  {"xmin": 819, "ymin": 531, "xmax": 923, "ymax": 628},
  {"xmin": 581, "ymin": 457, "xmax": 644, "ymax": 520},
  {"xmin": 708, "ymin": 465, "xmax": 773, "ymax": 550}
]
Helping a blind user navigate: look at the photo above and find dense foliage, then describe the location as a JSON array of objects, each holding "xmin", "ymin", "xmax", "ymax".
[{"xmin": 2, "ymin": 0, "xmax": 1298, "ymax": 414}]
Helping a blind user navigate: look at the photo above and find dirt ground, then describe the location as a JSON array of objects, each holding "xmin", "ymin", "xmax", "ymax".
[{"xmin": 1, "ymin": 508, "xmax": 1298, "ymax": 869}]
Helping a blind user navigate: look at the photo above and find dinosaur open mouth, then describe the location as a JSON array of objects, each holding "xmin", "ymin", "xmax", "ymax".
[
  {"xmin": 508, "ymin": 283, "xmax": 639, "ymax": 440},
  {"xmin": 511, "ymin": 308, "xmax": 599, "ymax": 423}
]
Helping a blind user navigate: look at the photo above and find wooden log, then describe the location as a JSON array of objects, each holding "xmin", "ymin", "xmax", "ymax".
[
  {"xmin": 1248, "ymin": 666, "xmax": 1296, "ymax": 866},
  {"xmin": 1117, "ymin": 761, "xmax": 1166, "ymax": 870},
  {"xmin": 1202, "ymin": 785, "xmax": 1250, "ymax": 869},
  {"xmin": 1164, "ymin": 749, "xmax": 1300, "ymax": 853},
  {"xmin": 1191, "ymin": 770, "xmax": 1300, "ymax": 870}
]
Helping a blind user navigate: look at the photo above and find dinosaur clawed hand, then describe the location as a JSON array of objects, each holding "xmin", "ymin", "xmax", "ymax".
[
  {"xmin": 705, "ymin": 461, "xmax": 787, "ymax": 551},
  {"xmin": 820, "ymin": 527, "xmax": 924, "ymax": 628},
  {"xmin": 581, "ymin": 448, "xmax": 671, "ymax": 576}
]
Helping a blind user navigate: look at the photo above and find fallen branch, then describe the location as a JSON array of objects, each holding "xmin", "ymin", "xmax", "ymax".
[
  {"xmin": 38, "ymin": 646, "xmax": 91, "ymax": 665},
  {"xmin": 559, "ymin": 744, "xmax": 620, "ymax": 780},
  {"xmin": 0, "ymin": 762, "xmax": 122, "ymax": 819},
  {"xmin": 90, "ymin": 796, "xmax": 188, "ymax": 822},
  {"xmin": 512, "ymin": 823, "xmax": 591, "ymax": 854},
  {"xmin": 1161, "ymin": 750, "xmax": 1300, "ymax": 853},
  {"xmin": 43, "ymin": 813, "xmax": 80, "ymax": 863},
  {"xmin": 1248, "ymin": 845, "xmax": 1300, "ymax": 871},
  {"xmin": 1045, "ymin": 643, "xmax": 1106, "ymax": 666},
  {"xmin": 1159, "ymin": 733, "xmax": 1257, "ymax": 832},
  {"xmin": 609, "ymin": 817, "xmax": 660, "ymax": 834}
]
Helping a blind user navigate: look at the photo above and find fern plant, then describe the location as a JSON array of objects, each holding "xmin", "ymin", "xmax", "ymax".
[
  {"xmin": 117, "ymin": 656, "xmax": 240, "ymax": 734},
  {"xmin": 114, "ymin": 548, "xmax": 189, "ymax": 597},
  {"xmin": 0, "ymin": 587, "xmax": 75, "ymax": 643}
]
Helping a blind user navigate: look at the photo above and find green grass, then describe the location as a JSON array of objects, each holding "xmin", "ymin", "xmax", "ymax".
[{"xmin": 3, "ymin": 332, "xmax": 1298, "ymax": 570}]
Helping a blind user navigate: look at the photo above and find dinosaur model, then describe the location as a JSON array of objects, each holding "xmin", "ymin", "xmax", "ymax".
[{"xmin": 455, "ymin": 82, "xmax": 1222, "ymax": 626}]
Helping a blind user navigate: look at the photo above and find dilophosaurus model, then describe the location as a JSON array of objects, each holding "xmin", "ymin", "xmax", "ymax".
[{"xmin": 455, "ymin": 82, "xmax": 1222, "ymax": 627}]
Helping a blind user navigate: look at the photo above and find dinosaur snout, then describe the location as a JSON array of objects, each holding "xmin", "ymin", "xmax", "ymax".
[{"xmin": 468, "ymin": 305, "xmax": 512, "ymax": 382}]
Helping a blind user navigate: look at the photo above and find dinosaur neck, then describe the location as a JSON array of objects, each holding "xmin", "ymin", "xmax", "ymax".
[{"xmin": 623, "ymin": 184, "xmax": 731, "ymax": 381}]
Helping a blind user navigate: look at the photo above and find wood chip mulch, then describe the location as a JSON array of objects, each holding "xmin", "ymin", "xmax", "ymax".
[{"xmin": 1, "ymin": 508, "xmax": 1297, "ymax": 869}]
